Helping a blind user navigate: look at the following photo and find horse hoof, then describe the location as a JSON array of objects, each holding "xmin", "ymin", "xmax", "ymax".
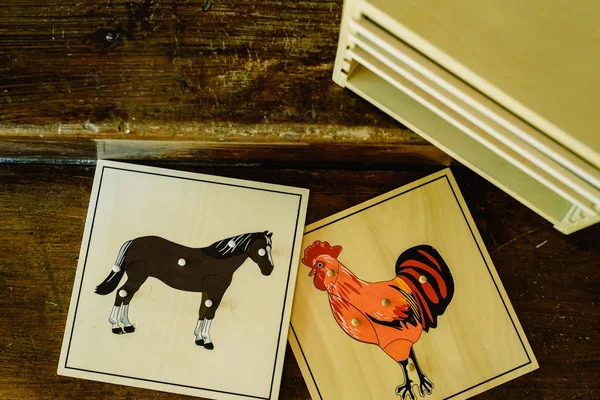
[
  {"xmin": 195, "ymin": 339, "xmax": 204, "ymax": 346},
  {"xmin": 123, "ymin": 325, "xmax": 135, "ymax": 333},
  {"xmin": 112, "ymin": 327, "xmax": 123, "ymax": 334},
  {"xmin": 204, "ymin": 342, "xmax": 214, "ymax": 350}
]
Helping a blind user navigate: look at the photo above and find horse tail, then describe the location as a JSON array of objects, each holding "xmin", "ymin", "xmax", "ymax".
[{"xmin": 95, "ymin": 240, "xmax": 132, "ymax": 295}]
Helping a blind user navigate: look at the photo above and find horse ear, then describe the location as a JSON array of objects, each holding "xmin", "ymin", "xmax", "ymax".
[
  {"xmin": 267, "ymin": 232, "xmax": 273, "ymax": 238},
  {"xmin": 262, "ymin": 230, "xmax": 268, "ymax": 235}
]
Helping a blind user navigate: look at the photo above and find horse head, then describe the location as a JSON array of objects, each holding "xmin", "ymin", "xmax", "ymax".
[{"xmin": 247, "ymin": 231, "xmax": 274, "ymax": 276}]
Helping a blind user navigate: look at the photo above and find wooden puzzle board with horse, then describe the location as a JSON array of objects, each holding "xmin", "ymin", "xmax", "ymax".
[
  {"xmin": 289, "ymin": 169, "xmax": 538, "ymax": 400},
  {"xmin": 58, "ymin": 160, "xmax": 309, "ymax": 400}
]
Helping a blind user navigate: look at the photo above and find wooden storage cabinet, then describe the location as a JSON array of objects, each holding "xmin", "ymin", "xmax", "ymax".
[{"xmin": 333, "ymin": 0, "xmax": 600, "ymax": 233}]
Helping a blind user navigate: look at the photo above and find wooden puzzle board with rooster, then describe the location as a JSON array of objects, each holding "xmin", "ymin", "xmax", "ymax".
[
  {"xmin": 58, "ymin": 160, "xmax": 309, "ymax": 400},
  {"xmin": 289, "ymin": 169, "xmax": 538, "ymax": 400}
]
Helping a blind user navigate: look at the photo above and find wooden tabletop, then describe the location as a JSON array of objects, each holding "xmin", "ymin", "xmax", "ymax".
[
  {"xmin": 0, "ymin": 0, "xmax": 443, "ymax": 164},
  {"xmin": 0, "ymin": 163, "xmax": 598, "ymax": 399}
]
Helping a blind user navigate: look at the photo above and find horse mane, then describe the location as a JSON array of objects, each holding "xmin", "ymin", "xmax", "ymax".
[{"xmin": 201, "ymin": 232, "xmax": 264, "ymax": 259}]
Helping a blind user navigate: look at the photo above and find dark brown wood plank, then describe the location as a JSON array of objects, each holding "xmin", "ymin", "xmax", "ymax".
[
  {"xmin": 0, "ymin": 135, "xmax": 451, "ymax": 167},
  {"xmin": 0, "ymin": 0, "xmax": 441, "ymax": 166},
  {"xmin": 0, "ymin": 1, "xmax": 419, "ymax": 156},
  {"xmin": 1, "ymin": 0, "xmax": 374, "ymax": 124},
  {"xmin": 0, "ymin": 163, "xmax": 598, "ymax": 399}
]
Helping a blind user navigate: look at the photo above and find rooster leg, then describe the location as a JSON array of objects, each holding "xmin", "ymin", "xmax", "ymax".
[
  {"xmin": 410, "ymin": 349, "xmax": 433, "ymax": 397},
  {"xmin": 395, "ymin": 360, "xmax": 416, "ymax": 400}
]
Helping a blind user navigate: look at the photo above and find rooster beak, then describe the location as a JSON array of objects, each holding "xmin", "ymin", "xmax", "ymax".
[{"xmin": 309, "ymin": 269, "xmax": 316, "ymax": 277}]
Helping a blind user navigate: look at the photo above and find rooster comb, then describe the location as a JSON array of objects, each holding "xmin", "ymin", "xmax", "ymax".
[{"xmin": 302, "ymin": 240, "xmax": 343, "ymax": 267}]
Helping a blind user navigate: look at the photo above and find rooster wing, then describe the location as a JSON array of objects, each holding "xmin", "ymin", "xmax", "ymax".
[
  {"xmin": 328, "ymin": 293, "xmax": 379, "ymax": 345},
  {"xmin": 365, "ymin": 286, "xmax": 421, "ymax": 331}
]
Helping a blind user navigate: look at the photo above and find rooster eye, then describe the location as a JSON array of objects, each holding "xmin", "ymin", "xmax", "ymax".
[{"xmin": 317, "ymin": 262, "xmax": 323, "ymax": 268}]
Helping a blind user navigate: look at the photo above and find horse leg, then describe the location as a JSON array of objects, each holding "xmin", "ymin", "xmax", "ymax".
[
  {"xmin": 195, "ymin": 294, "xmax": 210, "ymax": 346},
  {"xmin": 201, "ymin": 318, "xmax": 214, "ymax": 349},
  {"xmin": 109, "ymin": 276, "xmax": 129, "ymax": 334},
  {"xmin": 108, "ymin": 303, "xmax": 122, "ymax": 334},
  {"xmin": 194, "ymin": 317, "xmax": 205, "ymax": 346},
  {"xmin": 198, "ymin": 290, "xmax": 216, "ymax": 349},
  {"xmin": 120, "ymin": 304, "xmax": 133, "ymax": 333},
  {"xmin": 197, "ymin": 277, "xmax": 228, "ymax": 350},
  {"xmin": 116, "ymin": 276, "xmax": 147, "ymax": 334}
]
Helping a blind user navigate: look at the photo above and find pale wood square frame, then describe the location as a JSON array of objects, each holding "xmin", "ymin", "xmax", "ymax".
[
  {"xmin": 289, "ymin": 169, "xmax": 538, "ymax": 400},
  {"xmin": 58, "ymin": 160, "xmax": 309, "ymax": 400}
]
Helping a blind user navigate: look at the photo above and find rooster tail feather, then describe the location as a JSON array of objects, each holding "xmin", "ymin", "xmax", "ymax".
[{"xmin": 395, "ymin": 245, "xmax": 454, "ymax": 331}]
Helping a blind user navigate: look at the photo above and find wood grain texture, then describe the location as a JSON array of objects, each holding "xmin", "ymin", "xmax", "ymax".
[
  {"xmin": 0, "ymin": 163, "xmax": 598, "ymax": 399},
  {"xmin": 0, "ymin": 0, "xmax": 431, "ymax": 161},
  {"xmin": 0, "ymin": 133, "xmax": 450, "ymax": 167}
]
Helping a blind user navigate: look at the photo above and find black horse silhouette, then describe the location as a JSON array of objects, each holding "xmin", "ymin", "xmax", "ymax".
[{"xmin": 95, "ymin": 231, "xmax": 274, "ymax": 350}]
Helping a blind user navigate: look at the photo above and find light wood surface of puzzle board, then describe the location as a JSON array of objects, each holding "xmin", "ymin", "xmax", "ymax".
[
  {"xmin": 289, "ymin": 169, "xmax": 537, "ymax": 400},
  {"xmin": 58, "ymin": 160, "xmax": 309, "ymax": 400}
]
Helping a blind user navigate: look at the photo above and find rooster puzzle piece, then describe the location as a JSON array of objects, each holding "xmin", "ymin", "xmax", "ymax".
[{"xmin": 301, "ymin": 241, "xmax": 454, "ymax": 400}]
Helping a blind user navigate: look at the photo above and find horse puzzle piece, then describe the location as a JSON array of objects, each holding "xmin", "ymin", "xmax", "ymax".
[{"xmin": 95, "ymin": 231, "xmax": 274, "ymax": 350}]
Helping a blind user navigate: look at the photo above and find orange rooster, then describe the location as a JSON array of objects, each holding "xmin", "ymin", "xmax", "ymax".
[{"xmin": 302, "ymin": 241, "xmax": 454, "ymax": 399}]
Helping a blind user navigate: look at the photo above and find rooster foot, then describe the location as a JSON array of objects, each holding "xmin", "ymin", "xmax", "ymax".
[
  {"xmin": 395, "ymin": 381, "xmax": 416, "ymax": 400},
  {"xmin": 417, "ymin": 374, "xmax": 434, "ymax": 397}
]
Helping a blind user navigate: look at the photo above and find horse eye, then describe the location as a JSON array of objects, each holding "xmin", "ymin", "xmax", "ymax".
[{"xmin": 317, "ymin": 262, "xmax": 323, "ymax": 268}]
